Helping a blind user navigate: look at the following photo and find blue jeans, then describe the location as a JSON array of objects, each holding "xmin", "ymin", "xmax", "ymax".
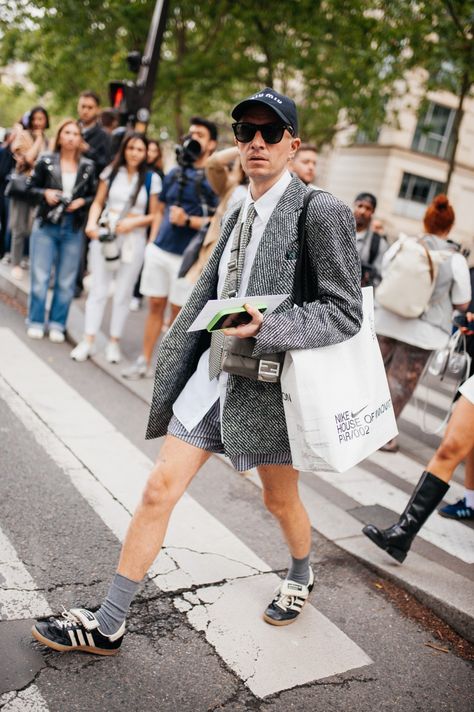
[{"xmin": 28, "ymin": 215, "xmax": 83, "ymax": 332}]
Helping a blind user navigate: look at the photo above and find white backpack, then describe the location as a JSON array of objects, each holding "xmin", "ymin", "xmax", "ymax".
[{"xmin": 375, "ymin": 234, "xmax": 452, "ymax": 318}]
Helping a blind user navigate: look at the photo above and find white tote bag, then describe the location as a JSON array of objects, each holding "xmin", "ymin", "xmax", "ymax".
[{"xmin": 281, "ymin": 287, "xmax": 397, "ymax": 473}]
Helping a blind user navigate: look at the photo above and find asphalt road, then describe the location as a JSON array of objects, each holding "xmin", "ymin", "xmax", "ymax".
[{"xmin": 0, "ymin": 294, "xmax": 473, "ymax": 712}]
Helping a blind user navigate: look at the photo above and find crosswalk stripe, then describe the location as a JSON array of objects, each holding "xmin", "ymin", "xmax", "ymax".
[
  {"xmin": 0, "ymin": 685, "xmax": 50, "ymax": 711},
  {"xmin": 0, "ymin": 329, "xmax": 372, "ymax": 697},
  {"xmin": 312, "ymin": 465, "xmax": 474, "ymax": 564},
  {"xmin": 0, "ymin": 525, "xmax": 51, "ymax": 620}
]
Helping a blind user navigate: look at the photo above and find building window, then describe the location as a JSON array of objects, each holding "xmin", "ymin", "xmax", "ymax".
[
  {"xmin": 395, "ymin": 172, "xmax": 445, "ymax": 219},
  {"xmin": 412, "ymin": 101, "xmax": 456, "ymax": 160}
]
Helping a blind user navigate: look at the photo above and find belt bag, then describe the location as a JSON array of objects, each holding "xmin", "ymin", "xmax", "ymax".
[
  {"xmin": 220, "ymin": 189, "xmax": 323, "ymax": 384},
  {"xmin": 221, "ymin": 336, "xmax": 284, "ymax": 383}
]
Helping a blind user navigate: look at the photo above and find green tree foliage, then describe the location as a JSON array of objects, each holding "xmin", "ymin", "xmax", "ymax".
[{"xmin": 1, "ymin": 0, "xmax": 471, "ymax": 153}]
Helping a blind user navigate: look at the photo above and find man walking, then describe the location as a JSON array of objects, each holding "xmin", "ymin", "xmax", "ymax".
[
  {"xmin": 353, "ymin": 191, "xmax": 388, "ymax": 287},
  {"xmin": 32, "ymin": 88, "xmax": 362, "ymax": 655},
  {"xmin": 122, "ymin": 117, "xmax": 218, "ymax": 379}
]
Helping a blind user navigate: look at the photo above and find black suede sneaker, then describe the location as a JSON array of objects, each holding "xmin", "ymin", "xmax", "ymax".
[
  {"xmin": 32, "ymin": 608, "xmax": 125, "ymax": 656},
  {"xmin": 263, "ymin": 569, "xmax": 314, "ymax": 626}
]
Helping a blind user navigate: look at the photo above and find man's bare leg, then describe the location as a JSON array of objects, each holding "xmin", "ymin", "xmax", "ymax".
[
  {"xmin": 118, "ymin": 435, "xmax": 211, "ymax": 581},
  {"xmin": 258, "ymin": 464, "xmax": 313, "ymax": 625},
  {"xmin": 258, "ymin": 464, "xmax": 311, "ymax": 559}
]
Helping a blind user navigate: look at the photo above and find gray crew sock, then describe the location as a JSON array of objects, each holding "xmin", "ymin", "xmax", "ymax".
[
  {"xmin": 286, "ymin": 554, "xmax": 311, "ymax": 586},
  {"xmin": 95, "ymin": 573, "xmax": 141, "ymax": 636}
]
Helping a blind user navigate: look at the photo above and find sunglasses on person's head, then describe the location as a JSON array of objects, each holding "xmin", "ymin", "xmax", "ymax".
[{"xmin": 232, "ymin": 122, "xmax": 295, "ymax": 144}]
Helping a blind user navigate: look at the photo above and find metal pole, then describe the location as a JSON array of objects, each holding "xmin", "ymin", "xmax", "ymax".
[{"xmin": 135, "ymin": 0, "xmax": 170, "ymax": 131}]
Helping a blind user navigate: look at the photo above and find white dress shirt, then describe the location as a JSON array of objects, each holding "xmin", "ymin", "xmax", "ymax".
[{"xmin": 172, "ymin": 169, "xmax": 293, "ymax": 431}]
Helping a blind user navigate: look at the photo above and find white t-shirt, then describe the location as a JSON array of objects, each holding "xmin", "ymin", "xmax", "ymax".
[
  {"xmin": 172, "ymin": 170, "xmax": 293, "ymax": 431},
  {"xmin": 62, "ymin": 171, "xmax": 77, "ymax": 199},
  {"xmin": 100, "ymin": 166, "xmax": 161, "ymax": 239}
]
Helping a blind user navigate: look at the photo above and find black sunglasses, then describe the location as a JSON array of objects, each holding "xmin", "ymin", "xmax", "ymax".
[{"xmin": 232, "ymin": 122, "xmax": 294, "ymax": 144}]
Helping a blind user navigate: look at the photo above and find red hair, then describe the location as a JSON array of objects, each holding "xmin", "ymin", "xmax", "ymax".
[{"xmin": 423, "ymin": 194, "xmax": 454, "ymax": 235}]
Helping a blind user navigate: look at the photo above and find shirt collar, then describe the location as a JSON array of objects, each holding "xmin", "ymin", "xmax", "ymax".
[{"xmin": 244, "ymin": 169, "xmax": 292, "ymax": 224}]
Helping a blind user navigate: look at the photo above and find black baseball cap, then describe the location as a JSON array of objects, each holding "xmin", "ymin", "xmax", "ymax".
[{"xmin": 232, "ymin": 87, "xmax": 298, "ymax": 136}]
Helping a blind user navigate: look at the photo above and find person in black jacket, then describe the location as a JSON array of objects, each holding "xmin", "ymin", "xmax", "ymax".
[
  {"xmin": 76, "ymin": 91, "xmax": 112, "ymax": 296},
  {"xmin": 78, "ymin": 91, "xmax": 111, "ymax": 177},
  {"xmin": 26, "ymin": 119, "xmax": 96, "ymax": 343}
]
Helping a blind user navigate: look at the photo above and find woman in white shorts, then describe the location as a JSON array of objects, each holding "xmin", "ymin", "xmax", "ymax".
[
  {"xmin": 363, "ymin": 371, "xmax": 474, "ymax": 563},
  {"xmin": 71, "ymin": 132, "xmax": 161, "ymax": 363}
]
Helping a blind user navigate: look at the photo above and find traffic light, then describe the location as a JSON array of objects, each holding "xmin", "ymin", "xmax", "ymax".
[{"xmin": 108, "ymin": 81, "xmax": 141, "ymax": 120}]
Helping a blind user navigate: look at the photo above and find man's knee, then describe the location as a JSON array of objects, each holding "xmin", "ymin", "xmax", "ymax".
[
  {"xmin": 141, "ymin": 461, "xmax": 182, "ymax": 511},
  {"xmin": 148, "ymin": 296, "xmax": 167, "ymax": 316},
  {"xmin": 262, "ymin": 488, "xmax": 290, "ymax": 520}
]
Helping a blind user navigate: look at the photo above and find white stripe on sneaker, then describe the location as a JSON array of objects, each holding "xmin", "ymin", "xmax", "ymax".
[{"xmin": 76, "ymin": 629, "xmax": 86, "ymax": 646}]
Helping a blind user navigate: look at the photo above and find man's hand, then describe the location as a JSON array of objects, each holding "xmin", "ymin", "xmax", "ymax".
[
  {"xmin": 44, "ymin": 189, "xmax": 62, "ymax": 206},
  {"xmin": 169, "ymin": 205, "xmax": 188, "ymax": 227},
  {"xmin": 223, "ymin": 303, "xmax": 264, "ymax": 339},
  {"xmin": 66, "ymin": 198, "xmax": 85, "ymax": 212}
]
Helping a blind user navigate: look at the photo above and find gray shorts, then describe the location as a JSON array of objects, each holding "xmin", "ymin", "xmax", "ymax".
[{"xmin": 167, "ymin": 399, "xmax": 293, "ymax": 471}]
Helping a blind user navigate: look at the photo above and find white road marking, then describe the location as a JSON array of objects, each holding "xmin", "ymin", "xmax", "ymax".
[
  {"xmin": 0, "ymin": 329, "xmax": 372, "ymax": 696},
  {"xmin": 177, "ymin": 573, "xmax": 372, "ymax": 699},
  {"xmin": 0, "ymin": 526, "xmax": 51, "ymax": 620},
  {"xmin": 0, "ymin": 685, "xmax": 49, "ymax": 711}
]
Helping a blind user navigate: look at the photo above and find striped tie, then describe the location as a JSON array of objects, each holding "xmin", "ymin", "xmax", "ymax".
[{"xmin": 208, "ymin": 203, "xmax": 257, "ymax": 380}]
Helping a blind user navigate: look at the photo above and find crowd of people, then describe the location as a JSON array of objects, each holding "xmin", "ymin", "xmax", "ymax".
[{"xmin": 0, "ymin": 89, "xmax": 473, "ymax": 539}]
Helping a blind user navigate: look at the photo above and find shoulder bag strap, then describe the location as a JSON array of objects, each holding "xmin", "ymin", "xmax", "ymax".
[{"xmin": 294, "ymin": 189, "xmax": 324, "ymax": 307}]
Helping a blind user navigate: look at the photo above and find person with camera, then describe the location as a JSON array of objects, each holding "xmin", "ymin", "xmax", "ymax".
[
  {"xmin": 70, "ymin": 132, "xmax": 161, "ymax": 364},
  {"xmin": 25, "ymin": 119, "xmax": 96, "ymax": 342},
  {"xmin": 353, "ymin": 192, "xmax": 388, "ymax": 288},
  {"xmin": 122, "ymin": 117, "xmax": 218, "ymax": 379}
]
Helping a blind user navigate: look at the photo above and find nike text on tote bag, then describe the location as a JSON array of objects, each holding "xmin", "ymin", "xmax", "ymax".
[{"xmin": 281, "ymin": 287, "xmax": 398, "ymax": 473}]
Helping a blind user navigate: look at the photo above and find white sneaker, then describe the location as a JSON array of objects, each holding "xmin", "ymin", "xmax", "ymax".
[
  {"xmin": 49, "ymin": 329, "xmax": 65, "ymax": 344},
  {"xmin": 129, "ymin": 297, "xmax": 142, "ymax": 312},
  {"xmin": 105, "ymin": 341, "xmax": 122, "ymax": 364},
  {"xmin": 121, "ymin": 355, "xmax": 152, "ymax": 380},
  {"xmin": 27, "ymin": 326, "xmax": 44, "ymax": 340},
  {"xmin": 70, "ymin": 340, "xmax": 96, "ymax": 362}
]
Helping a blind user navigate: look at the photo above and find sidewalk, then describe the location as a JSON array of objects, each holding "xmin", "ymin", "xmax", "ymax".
[{"xmin": 1, "ymin": 261, "xmax": 473, "ymax": 644}]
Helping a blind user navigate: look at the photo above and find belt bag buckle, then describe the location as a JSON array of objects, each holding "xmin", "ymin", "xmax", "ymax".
[{"xmin": 258, "ymin": 357, "xmax": 282, "ymax": 383}]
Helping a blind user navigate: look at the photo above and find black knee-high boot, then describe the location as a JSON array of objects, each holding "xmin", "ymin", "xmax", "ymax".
[{"xmin": 362, "ymin": 471, "xmax": 449, "ymax": 563}]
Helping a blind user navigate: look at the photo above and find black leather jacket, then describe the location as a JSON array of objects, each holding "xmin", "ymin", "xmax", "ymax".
[{"xmin": 27, "ymin": 152, "xmax": 97, "ymax": 230}]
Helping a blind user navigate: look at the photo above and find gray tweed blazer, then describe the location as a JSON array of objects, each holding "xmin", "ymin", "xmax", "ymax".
[{"xmin": 146, "ymin": 176, "xmax": 363, "ymax": 457}]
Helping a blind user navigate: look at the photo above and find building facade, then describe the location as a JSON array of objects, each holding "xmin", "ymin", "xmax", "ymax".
[{"xmin": 319, "ymin": 82, "xmax": 474, "ymax": 263}]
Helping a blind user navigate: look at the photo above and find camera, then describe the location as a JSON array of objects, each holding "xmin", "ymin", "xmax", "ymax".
[
  {"xmin": 46, "ymin": 195, "xmax": 71, "ymax": 224},
  {"xmin": 98, "ymin": 225, "xmax": 115, "ymax": 243},
  {"xmin": 175, "ymin": 137, "xmax": 202, "ymax": 168}
]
